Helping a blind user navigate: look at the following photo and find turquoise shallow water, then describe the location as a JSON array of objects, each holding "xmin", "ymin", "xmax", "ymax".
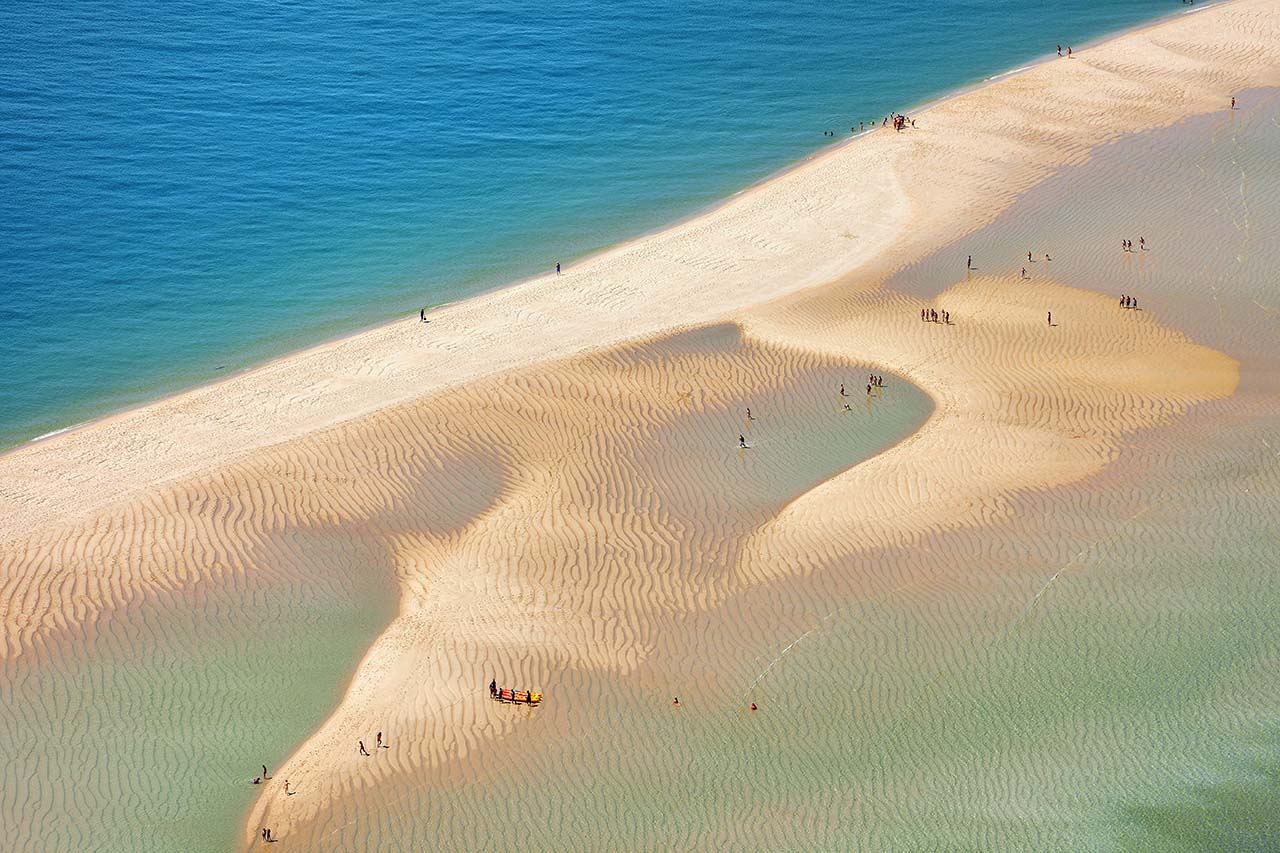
[{"xmin": 0, "ymin": 0, "xmax": 1193, "ymax": 448}]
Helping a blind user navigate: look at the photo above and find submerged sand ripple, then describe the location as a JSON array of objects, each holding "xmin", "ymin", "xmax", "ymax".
[{"xmin": 0, "ymin": 1, "xmax": 1278, "ymax": 849}]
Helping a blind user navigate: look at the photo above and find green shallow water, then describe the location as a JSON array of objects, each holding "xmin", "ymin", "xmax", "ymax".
[{"xmin": 0, "ymin": 530, "xmax": 400, "ymax": 852}]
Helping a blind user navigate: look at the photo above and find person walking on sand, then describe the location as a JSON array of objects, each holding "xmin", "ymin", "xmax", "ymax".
[
  {"xmin": 746, "ymin": 407, "xmax": 754, "ymax": 420},
  {"xmin": 359, "ymin": 740, "xmax": 369, "ymax": 756},
  {"xmin": 1028, "ymin": 251, "xmax": 1033, "ymax": 263},
  {"xmin": 840, "ymin": 383, "xmax": 847, "ymax": 396},
  {"xmin": 967, "ymin": 254, "xmax": 972, "ymax": 270},
  {"xmin": 739, "ymin": 434, "xmax": 747, "ymax": 449},
  {"xmin": 1047, "ymin": 311, "xmax": 1053, "ymax": 326},
  {"xmin": 1231, "ymin": 96, "xmax": 1236, "ymax": 110},
  {"xmin": 376, "ymin": 732, "xmax": 383, "ymax": 749},
  {"xmin": 284, "ymin": 779, "xmax": 290, "ymax": 796},
  {"xmin": 1021, "ymin": 267, "xmax": 1027, "ymax": 279},
  {"xmin": 1139, "ymin": 237, "xmax": 1145, "ymax": 251}
]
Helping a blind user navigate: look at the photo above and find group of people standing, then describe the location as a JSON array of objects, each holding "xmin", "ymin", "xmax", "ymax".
[
  {"xmin": 921, "ymin": 307, "xmax": 949, "ymax": 324},
  {"xmin": 833, "ymin": 112, "xmax": 915, "ymax": 136},
  {"xmin": 1122, "ymin": 238, "xmax": 1145, "ymax": 252},
  {"xmin": 1119, "ymin": 294, "xmax": 1139, "ymax": 309},
  {"xmin": 886, "ymin": 112, "xmax": 915, "ymax": 132}
]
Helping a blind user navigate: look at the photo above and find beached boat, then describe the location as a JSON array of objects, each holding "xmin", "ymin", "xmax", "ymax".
[{"xmin": 491, "ymin": 686, "xmax": 542, "ymax": 705}]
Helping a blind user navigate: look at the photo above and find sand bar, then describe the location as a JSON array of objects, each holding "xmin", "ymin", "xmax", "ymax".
[{"xmin": 0, "ymin": 0, "xmax": 1277, "ymax": 848}]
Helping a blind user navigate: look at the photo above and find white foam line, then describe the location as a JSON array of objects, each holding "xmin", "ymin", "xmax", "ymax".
[
  {"xmin": 988, "ymin": 64, "xmax": 1034, "ymax": 82},
  {"xmin": 29, "ymin": 424, "xmax": 78, "ymax": 443}
]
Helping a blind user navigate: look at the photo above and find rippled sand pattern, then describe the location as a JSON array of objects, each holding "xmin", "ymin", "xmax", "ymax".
[
  {"xmin": 3, "ymin": 5, "xmax": 1280, "ymax": 851},
  {"xmin": 242, "ymin": 324, "xmax": 936, "ymax": 845},
  {"xmin": 0, "ymin": 325, "xmax": 930, "ymax": 851},
  {"xmin": 267, "ymin": 84, "xmax": 1274, "ymax": 853}
]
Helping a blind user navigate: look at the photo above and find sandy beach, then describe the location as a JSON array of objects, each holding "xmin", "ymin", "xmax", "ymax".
[{"xmin": 2, "ymin": 0, "xmax": 1279, "ymax": 848}]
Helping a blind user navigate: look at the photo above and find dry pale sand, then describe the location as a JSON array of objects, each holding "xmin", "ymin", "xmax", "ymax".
[{"xmin": 0, "ymin": 0, "xmax": 1277, "ymax": 848}]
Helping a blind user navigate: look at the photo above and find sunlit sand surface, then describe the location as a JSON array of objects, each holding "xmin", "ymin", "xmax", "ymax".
[{"xmin": 1, "ymin": 2, "xmax": 1279, "ymax": 850}]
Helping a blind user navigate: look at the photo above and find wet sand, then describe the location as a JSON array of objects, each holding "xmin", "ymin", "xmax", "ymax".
[{"xmin": 1, "ymin": 1, "xmax": 1279, "ymax": 849}]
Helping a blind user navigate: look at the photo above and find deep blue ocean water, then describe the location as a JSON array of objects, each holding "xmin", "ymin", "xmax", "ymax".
[{"xmin": 0, "ymin": 0, "xmax": 1189, "ymax": 449}]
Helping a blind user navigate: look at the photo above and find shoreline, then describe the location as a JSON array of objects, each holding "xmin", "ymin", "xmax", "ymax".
[
  {"xmin": 2, "ymin": 0, "xmax": 1270, "ymax": 548},
  {"xmin": 0, "ymin": 0, "xmax": 1226, "ymax": 463},
  {"xmin": 0, "ymin": 0, "xmax": 1275, "ymax": 847}
]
